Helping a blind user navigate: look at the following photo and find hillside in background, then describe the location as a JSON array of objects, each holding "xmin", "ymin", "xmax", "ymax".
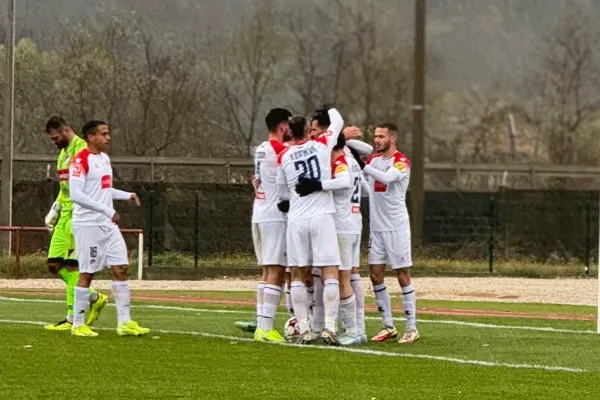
[{"xmin": 2, "ymin": 0, "xmax": 599, "ymax": 90}]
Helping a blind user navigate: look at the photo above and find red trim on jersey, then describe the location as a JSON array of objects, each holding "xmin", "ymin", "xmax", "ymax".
[
  {"xmin": 315, "ymin": 134, "xmax": 329, "ymax": 145},
  {"xmin": 269, "ymin": 139, "xmax": 287, "ymax": 155},
  {"xmin": 276, "ymin": 147, "xmax": 290, "ymax": 166},
  {"xmin": 71, "ymin": 149, "xmax": 90, "ymax": 177},
  {"xmin": 393, "ymin": 151, "xmax": 411, "ymax": 168},
  {"xmin": 366, "ymin": 152, "xmax": 383, "ymax": 165},
  {"xmin": 331, "ymin": 154, "xmax": 348, "ymax": 178},
  {"xmin": 57, "ymin": 169, "xmax": 69, "ymax": 182}
]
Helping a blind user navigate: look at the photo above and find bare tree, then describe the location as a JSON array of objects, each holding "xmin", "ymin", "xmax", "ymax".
[
  {"xmin": 529, "ymin": 10, "xmax": 600, "ymax": 165},
  {"xmin": 202, "ymin": 0, "xmax": 290, "ymax": 156}
]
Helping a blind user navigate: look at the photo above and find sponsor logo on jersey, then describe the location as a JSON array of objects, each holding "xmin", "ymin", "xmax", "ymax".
[
  {"xmin": 255, "ymin": 191, "xmax": 266, "ymax": 200},
  {"xmin": 374, "ymin": 181, "xmax": 387, "ymax": 192},
  {"xmin": 101, "ymin": 175, "xmax": 112, "ymax": 189},
  {"xmin": 352, "ymin": 205, "xmax": 360, "ymax": 213}
]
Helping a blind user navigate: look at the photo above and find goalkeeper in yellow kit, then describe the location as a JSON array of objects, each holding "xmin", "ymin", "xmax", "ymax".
[{"xmin": 43, "ymin": 117, "xmax": 108, "ymax": 331}]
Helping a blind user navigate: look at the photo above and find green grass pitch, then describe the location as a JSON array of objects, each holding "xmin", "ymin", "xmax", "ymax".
[{"xmin": 0, "ymin": 291, "xmax": 599, "ymax": 399}]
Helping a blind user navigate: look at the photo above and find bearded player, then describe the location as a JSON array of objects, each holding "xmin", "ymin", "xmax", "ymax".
[
  {"xmin": 361, "ymin": 123, "xmax": 419, "ymax": 344},
  {"xmin": 234, "ymin": 108, "xmax": 292, "ymax": 339},
  {"xmin": 43, "ymin": 116, "xmax": 108, "ymax": 331}
]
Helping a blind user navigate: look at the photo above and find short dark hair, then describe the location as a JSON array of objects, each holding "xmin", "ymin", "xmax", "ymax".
[
  {"xmin": 311, "ymin": 109, "xmax": 330, "ymax": 128},
  {"xmin": 81, "ymin": 120, "xmax": 107, "ymax": 138},
  {"xmin": 333, "ymin": 131, "xmax": 346, "ymax": 151},
  {"xmin": 377, "ymin": 122, "xmax": 398, "ymax": 133},
  {"xmin": 289, "ymin": 116, "xmax": 308, "ymax": 140},
  {"xmin": 265, "ymin": 108, "xmax": 292, "ymax": 132},
  {"xmin": 45, "ymin": 116, "xmax": 69, "ymax": 133}
]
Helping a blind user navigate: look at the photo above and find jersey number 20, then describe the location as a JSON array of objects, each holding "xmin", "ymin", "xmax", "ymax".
[{"xmin": 294, "ymin": 155, "xmax": 321, "ymax": 180}]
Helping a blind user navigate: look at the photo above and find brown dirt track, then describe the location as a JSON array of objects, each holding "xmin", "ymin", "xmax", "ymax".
[{"xmin": 0, "ymin": 287, "xmax": 595, "ymax": 322}]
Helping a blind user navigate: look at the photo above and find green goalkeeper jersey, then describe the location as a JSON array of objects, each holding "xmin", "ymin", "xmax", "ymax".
[{"xmin": 55, "ymin": 134, "xmax": 87, "ymax": 214}]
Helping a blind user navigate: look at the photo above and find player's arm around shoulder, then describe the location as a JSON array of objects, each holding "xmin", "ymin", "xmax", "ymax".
[
  {"xmin": 322, "ymin": 156, "xmax": 352, "ymax": 191},
  {"xmin": 363, "ymin": 153, "xmax": 408, "ymax": 184}
]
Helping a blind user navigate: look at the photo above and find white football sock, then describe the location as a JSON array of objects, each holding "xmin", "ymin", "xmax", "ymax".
[
  {"xmin": 351, "ymin": 274, "xmax": 365, "ymax": 336},
  {"xmin": 259, "ymin": 284, "xmax": 281, "ymax": 332},
  {"xmin": 285, "ymin": 284, "xmax": 294, "ymax": 316},
  {"xmin": 339, "ymin": 293, "xmax": 358, "ymax": 337},
  {"xmin": 112, "ymin": 281, "xmax": 132, "ymax": 325},
  {"xmin": 306, "ymin": 285, "xmax": 314, "ymax": 320},
  {"xmin": 290, "ymin": 281, "xmax": 310, "ymax": 334},
  {"xmin": 373, "ymin": 283, "xmax": 394, "ymax": 328},
  {"xmin": 73, "ymin": 286, "xmax": 89, "ymax": 328},
  {"xmin": 323, "ymin": 278, "xmax": 340, "ymax": 333},
  {"xmin": 402, "ymin": 284, "xmax": 416, "ymax": 330},
  {"xmin": 256, "ymin": 281, "xmax": 265, "ymax": 325},
  {"xmin": 311, "ymin": 269, "xmax": 324, "ymax": 333}
]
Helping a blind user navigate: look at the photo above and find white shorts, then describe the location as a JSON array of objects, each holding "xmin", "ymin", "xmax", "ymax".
[
  {"xmin": 252, "ymin": 221, "xmax": 286, "ymax": 267},
  {"xmin": 287, "ymin": 214, "xmax": 340, "ymax": 268},
  {"xmin": 73, "ymin": 225, "xmax": 129, "ymax": 274},
  {"xmin": 368, "ymin": 228, "xmax": 412, "ymax": 269},
  {"xmin": 338, "ymin": 233, "xmax": 360, "ymax": 271}
]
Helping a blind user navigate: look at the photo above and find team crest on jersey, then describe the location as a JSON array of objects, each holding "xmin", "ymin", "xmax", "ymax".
[
  {"xmin": 71, "ymin": 160, "xmax": 83, "ymax": 177},
  {"xmin": 334, "ymin": 162, "xmax": 347, "ymax": 175},
  {"xmin": 394, "ymin": 161, "xmax": 405, "ymax": 171}
]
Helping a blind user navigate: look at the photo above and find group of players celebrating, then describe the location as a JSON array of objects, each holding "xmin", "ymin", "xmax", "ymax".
[
  {"xmin": 42, "ymin": 117, "xmax": 149, "ymax": 337},
  {"xmin": 236, "ymin": 105, "xmax": 420, "ymax": 346},
  {"xmin": 39, "ymin": 108, "xmax": 416, "ymax": 345}
]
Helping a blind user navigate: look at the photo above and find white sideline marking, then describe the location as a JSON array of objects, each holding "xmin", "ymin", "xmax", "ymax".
[
  {"xmin": 0, "ymin": 318, "xmax": 587, "ymax": 373},
  {"xmin": 0, "ymin": 296, "xmax": 595, "ymax": 335}
]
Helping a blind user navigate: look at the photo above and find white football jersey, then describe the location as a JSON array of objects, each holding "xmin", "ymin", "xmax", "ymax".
[
  {"xmin": 69, "ymin": 149, "xmax": 131, "ymax": 226},
  {"xmin": 364, "ymin": 151, "xmax": 411, "ymax": 232},
  {"xmin": 277, "ymin": 133, "xmax": 339, "ymax": 223},
  {"xmin": 332, "ymin": 154, "xmax": 363, "ymax": 235},
  {"xmin": 252, "ymin": 139, "xmax": 288, "ymax": 223}
]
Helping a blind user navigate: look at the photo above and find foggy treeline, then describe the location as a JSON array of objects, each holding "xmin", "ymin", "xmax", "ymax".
[{"xmin": 1, "ymin": 0, "xmax": 600, "ymax": 177}]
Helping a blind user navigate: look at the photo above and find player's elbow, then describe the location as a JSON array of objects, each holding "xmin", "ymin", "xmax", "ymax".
[{"xmin": 69, "ymin": 190, "xmax": 85, "ymax": 205}]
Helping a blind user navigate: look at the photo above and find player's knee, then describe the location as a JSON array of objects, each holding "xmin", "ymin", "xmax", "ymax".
[
  {"xmin": 111, "ymin": 266, "xmax": 128, "ymax": 281},
  {"xmin": 291, "ymin": 267, "xmax": 306, "ymax": 282},
  {"xmin": 77, "ymin": 273, "xmax": 93, "ymax": 288},
  {"xmin": 266, "ymin": 266, "xmax": 285, "ymax": 286},
  {"xmin": 369, "ymin": 267, "xmax": 385, "ymax": 285},
  {"xmin": 396, "ymin": 268, "xmax": 411, "ymax": 287},
  {"xmin": 47, "ymin": 258, "xmax": 63, "ymax": 275},
  {"xmin": 63, "ymin": 259, "xmax": 79, "ymax": 272}
]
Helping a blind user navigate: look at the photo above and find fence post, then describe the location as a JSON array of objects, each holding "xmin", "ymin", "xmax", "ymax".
[
  {"xmin": 14, "ymin": 228, "xmax": 20, "ymax": 278},
  {"xmin": 148, "ymin": 190, "xmax": 154, "ymax": 268},
  {"xmin": 586, "ymin": 198, "xmax": 591, "ymax": 276},
  {"xmin": 194, "ymin": 191, "xmax": 199, "ymax": 268},
  {"xmin": 488, "ymin": 196, "xmax": 496, "ymax": 275}
]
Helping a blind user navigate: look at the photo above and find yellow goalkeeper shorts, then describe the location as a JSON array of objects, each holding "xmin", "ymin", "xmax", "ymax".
[{"xmin": 47, "ymin": 213, "xmax": 77, "ymax": 265}]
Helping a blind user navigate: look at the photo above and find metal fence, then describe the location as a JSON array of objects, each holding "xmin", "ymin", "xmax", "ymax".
[{"xmin": 4, "ymin": 181, "xmax": 597, "ymax": 279}]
